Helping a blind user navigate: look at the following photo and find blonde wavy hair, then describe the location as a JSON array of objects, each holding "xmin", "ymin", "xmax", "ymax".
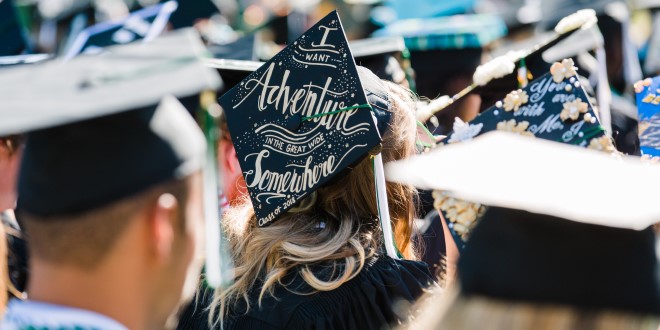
[{"xmin": 209, "ymin": 80, "xmax": 420, "ymax": 326}]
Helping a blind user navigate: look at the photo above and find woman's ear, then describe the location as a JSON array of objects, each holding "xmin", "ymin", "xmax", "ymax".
[
  {"xmin": 219, "ymin": 139, "xmax": 240, "ymax": 174},
  {"xmin": 150, "ymin": 193, "xmax": 178, "ymax": 262}
]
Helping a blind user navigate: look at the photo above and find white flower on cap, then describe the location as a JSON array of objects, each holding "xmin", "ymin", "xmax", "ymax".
[
  {"xmin": 416, "ymin": 95, "xmax": 452, "ymax": 124},
  {"xmin": 472, "ymin": 51, "xmax": 525, "ymax": 86},
  {"xmin": 554, "ymin": 9, "xmax": 598, "ymax": 34},
  {"xmin": 447, "ymin": 117, "xmax": 483, "ymax": 143}
]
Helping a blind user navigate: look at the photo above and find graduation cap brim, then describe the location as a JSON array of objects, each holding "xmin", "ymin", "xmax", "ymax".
[
  {"xmin": 0, "ymin": 54, "xmax": 53, "ymax": 67},
  {"xmin": 0, "ymin": 28, "xmax": 222, "ymax": 136},
  {"xmin": 349, "ymin": 36, "xmax": 406, "ymax": 59},
  {"xmin": 385, "ymin": 131, "xmax": 660, "ymax": 230},
  {"xmin": 204, "ymin": 58, "xmax": 264, "ymax": 93}
]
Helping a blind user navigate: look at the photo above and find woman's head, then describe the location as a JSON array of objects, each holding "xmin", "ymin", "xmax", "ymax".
[{"xmin": 211, "ymin": 71, "xmax": 420, "ymax": 325}]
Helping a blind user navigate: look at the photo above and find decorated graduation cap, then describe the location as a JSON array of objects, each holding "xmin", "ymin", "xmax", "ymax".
[
  {"xmin": 426, "ymin": 58, "xmax": 610, "ymax": 249},
  {"xmin": 386, "ymin": 132, "xmax": 660, "ymax": 315},
  {"xmin": 445, "ymin": 60, "xmax": 606, "ymax": 147},
  {"xmin": 219, "ymin": 11, "xmax": 400, "ymax": 257},
  {"xmin": 635, "ymin": 77, "xmax": 660, "ymax": 158},
  {"xmin": 0, "ymin": 29, "xmax": 231, "ymax": 288},
  {"xmin": 62, "ymin": 1, "xmax": 178, "ymax": 60}
]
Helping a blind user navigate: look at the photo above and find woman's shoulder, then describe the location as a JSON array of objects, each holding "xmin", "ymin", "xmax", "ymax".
[{"xmin": 230, "ymin": 256, "xmax": 435, "ymax": 330}]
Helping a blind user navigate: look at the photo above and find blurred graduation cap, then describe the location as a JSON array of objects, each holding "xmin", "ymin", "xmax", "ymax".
[
  {"xmin": 349, "ymin": 36, "xmax": 411, "ymax": 88},
  {"xmin": 445, "ymin": 61, "xmax": 606, "ymax": 148},
  {"xmin": 428, "ymin": 60, "xmax": 609, "ymax": 250},
  {"xmin": 207, "ymin": 33, "xmax": 259, "ymax": 61},
  {"xmin": 0, "ymin": 0, "xmax": 31, "ymax": 55},
  {"xmin": 416, "ymin": 10, "xmax": 604, "ymax": 131},
  {"xmin": 168, "ymin": 0, "xmax": 220, "ymax": 30},
  {"xmin": 62, "ymin": 1, "xmax": 178, "ymax": 60},
  {"xmin": 372, "ymin": 14, "xmax": 507, "ymax": 99},
  {"xmin": 219, "ymin": 11, "xmax": 400, "ymax": 258},
  {"xmin": 643, "ymin": 11, "xmax": 660, "ymax": 76},
  {"xmin": 635, "ymin": 77, "xmax": 660, "ymax": 157},
  {"xmin": 0, "ymin": 54, "xmax": 53, "ymax": 68},
  {"xmin": 539, "ymin": 1, "xmax": 643, "ymax": 93},
  {"xmin": 0, "ymin": 29, "xmax": 232, "ymax": 288},
  {"xmin": 380, "ymin": 0, "xmax": 477, "ymax": 21},
  {"xmin": 386, "ymin": 132, "xmax": 660, "ymax": 315},
  {"xmin": 204, "ymin": 58, "xmax": 263, "ymax": 94}
]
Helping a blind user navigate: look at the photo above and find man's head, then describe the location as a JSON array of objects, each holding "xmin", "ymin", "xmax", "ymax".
[{"xmin": 16, "ymin": 96, "xmax": 207, "ymax": 328}]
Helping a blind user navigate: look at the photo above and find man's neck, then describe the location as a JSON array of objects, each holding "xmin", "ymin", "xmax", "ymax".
[{"xmin": 28, "ymin": 260, "xmax": 153, "ymax": 330}]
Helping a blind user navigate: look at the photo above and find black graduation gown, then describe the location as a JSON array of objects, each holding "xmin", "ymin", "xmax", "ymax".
[{"xmin": 177, "ymin": 256, "xmax": 434, "ymax": 330}]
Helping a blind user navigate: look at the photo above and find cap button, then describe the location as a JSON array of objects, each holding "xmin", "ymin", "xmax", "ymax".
[{"xmin": 286, "ymin": 114, "xmax": 302, "ymax": 131}]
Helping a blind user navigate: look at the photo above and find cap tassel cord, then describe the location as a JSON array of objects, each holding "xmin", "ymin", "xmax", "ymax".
[
  {"xmin": 200, "ymin": 96, "xmax": 234, "ymax": 289},
  {"xmin": 373, "ymin": 153, "xmax": 400, "ymax": 259}
]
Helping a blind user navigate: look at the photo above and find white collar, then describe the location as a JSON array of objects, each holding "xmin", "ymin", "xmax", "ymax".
[{"xmin": 2, "ymin": 299, "xmax": 128, "ymax": 330}]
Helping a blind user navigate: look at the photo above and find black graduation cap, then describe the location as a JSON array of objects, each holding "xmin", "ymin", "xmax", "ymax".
[
  {"xmin": 0, "ymin": 54, "xmax": 53, "ymax": 68},
  {"xmin": 386, "ymin": 132, "xmax": 660, "ymax": 314},
  {"xmin": 0, "ymin": 28, "xmax": 221, "ymax": 213},
  {"xmin": 349, "ymin": 36, "xmax": 410, "ymax": 87},
  {"xmin": 0, "ymin": 29, "xmax": 231, "ymax": 287},
  {"xmin": 434, "ymin": 60, "xmax": 610, "ymax": 248},
  {"xmin": 372, "ymin": 14, "xmax": 508, "ymax": 100},
  {"xmin": 0, "ymin": 29, "xmax": 221, "ymax": 135},
  {"xmin": 62, "ymin": 1, "xmax": 178, "ymax": 60},
  {"xmin": 168, "ymin": 0, "xmax": 219, "ymax": 30},
  {"xmin": 207, "ymin": 33, "xmax": 259, "ymax": 62},
  {"xmin": 0, "ymin": 0, "xmax": 30, "ymax": 56},
  {"xmin": 204, "ymin": 58, "xmax": 264, "ymax": 94},
  {"xmin": 219, "ymin": 11, "xmax": 384, "ymax": 227},
  {"xmin": 416, "ymin": 9, "xmax": 601, "ymax": 127},
  {"xmin": 444, "ymin": 62, "xmax": 606, "ymax": 147}
]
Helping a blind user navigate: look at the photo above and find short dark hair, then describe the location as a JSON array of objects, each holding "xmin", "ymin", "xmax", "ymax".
[{"xmin": 20, "ymin": 177, "xmax": 190, "ymax": 269}]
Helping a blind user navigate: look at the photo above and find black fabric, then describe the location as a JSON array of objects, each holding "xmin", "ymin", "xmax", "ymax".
[
  {"xmin": 415, "ymin": 209, "xmax": 447, "ymax": 276},
  {"xmin": 0, "ymin": 0, "xmax": 28, "ymax": 56},
  {"xmin": 409, "ymin": 48, "xmax": 482, "ymax": 99},
  {"xmin": 18, "ymin": 104, "xmax": 201, "ymax": 217},
  {"xmin": 177, "ymin": 256, "xmax": 435, "ymax": 329},
  {"xmin": 459, "ymin": 207, "xmax": 660, "ymax": 316},
  {"xmin": 357, "ymin": 66, "xmax": 392, "ymax": 137},
  {"xmin": 610, "ymin": 105, "xmax": 641, "ymax": 156}
]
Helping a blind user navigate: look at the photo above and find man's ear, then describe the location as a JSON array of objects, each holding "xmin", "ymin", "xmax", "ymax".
[{"xmin": 150, "ymin": 193, "xmax": 178, "ymax": 262}]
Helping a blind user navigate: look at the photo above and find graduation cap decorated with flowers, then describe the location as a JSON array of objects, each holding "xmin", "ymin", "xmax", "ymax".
[
  {"xmin": 219, "ymin": 11, "xmax": 400, "ymax": 257},
  {"xmin": 416, "ymin": 9, "xmax": 602, "ymax": 128},
  {"xmin": 635, "ymin": 77, "xmax": 660, "ymax": 158},
  {"xmin": 430, "ymin": 56, "xmax": 615, "ymax": 249}
]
